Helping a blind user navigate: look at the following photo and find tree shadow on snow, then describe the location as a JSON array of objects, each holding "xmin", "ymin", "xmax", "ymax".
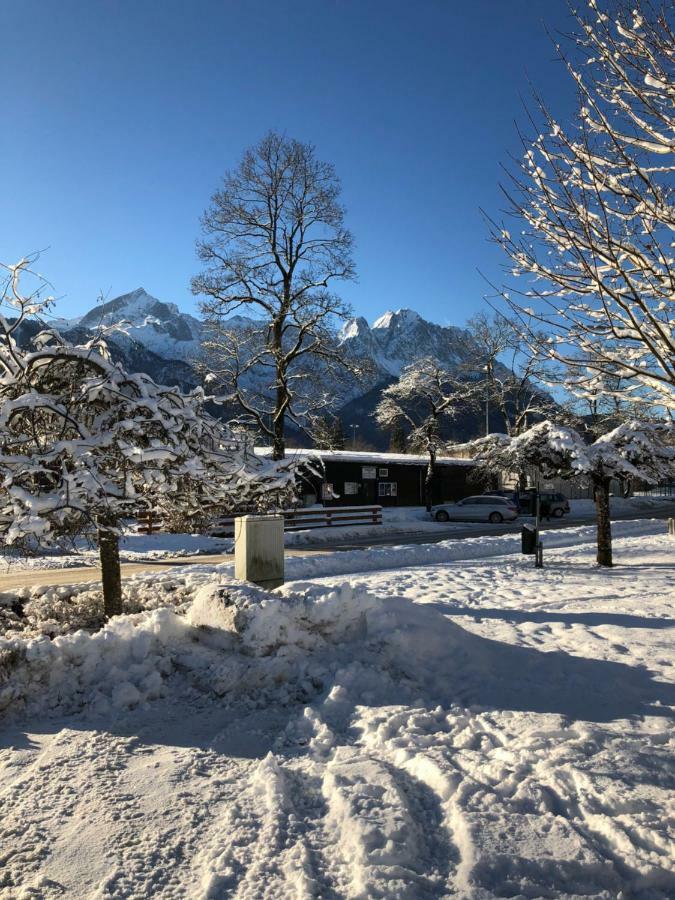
[
  {"xmin": 442, "ymin": 607, "xmax": 675, "ymax": 630},
  {"xmin": 0, "ymin": 692, "xmax": 301, "ymax": 758},
  {"xmin": 383, "ymin": 597, "xmax": 675, "ymax": 724}
]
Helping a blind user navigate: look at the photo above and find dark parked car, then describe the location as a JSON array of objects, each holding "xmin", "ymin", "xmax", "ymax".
[{"xmin": 483, "ymin": 489, "xmax": 570, "ymax": 517}]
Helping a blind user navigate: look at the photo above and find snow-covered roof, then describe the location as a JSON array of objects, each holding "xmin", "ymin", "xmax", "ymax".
[{"xmin": 254, "ymin": 447, "xmax": 474, "ymax": 467}]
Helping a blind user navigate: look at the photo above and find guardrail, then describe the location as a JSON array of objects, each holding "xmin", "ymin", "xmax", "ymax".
[
  {"xmin": 136, "ymin": 511, "xmax": 163, "ymax": 534},
  {"xmin": 635, "ymin": 484, "xmax": 675, "ymax": 498},
  {"xmin": 209, "ymin": 505, "xmax": 383, "ymax": 536},
  {"xmin": 136, "ymin": 505, "xmax": 384, "ymax": 537}
]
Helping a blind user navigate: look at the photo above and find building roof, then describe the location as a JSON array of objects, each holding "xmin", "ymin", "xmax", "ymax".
[{"xmin": 254, "ymin": 447, "xmax": 474, "ymax": 467}]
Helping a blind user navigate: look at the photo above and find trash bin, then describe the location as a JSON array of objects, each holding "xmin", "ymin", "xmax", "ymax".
[{"xmin": 521, "ymin": 524, "xmax": 537, "ymax": 555}]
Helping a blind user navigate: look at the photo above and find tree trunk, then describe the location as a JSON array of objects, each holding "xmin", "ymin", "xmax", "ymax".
[
  {"xmin": 272, "ymin": 317, "xmax": 286, "ymax": 461},
  {"xmin": 424, "ymin": 451, "xmax": 436, "ymax": 512},
  {"xmin": 99, "ymin": 526, "xmax": 123, "ymax": 618},
  {"xmin": 272, "ymin": 408, "xmax": 285, "ymax": 460},
  {"xmin": 594, "ymin": 475, "xmax": 613, "ymax": 567}
]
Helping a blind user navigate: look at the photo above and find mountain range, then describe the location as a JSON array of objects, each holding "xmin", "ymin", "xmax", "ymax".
[{"xmin": 41, "ymin": 288, "xmax": 493, "ymax": 447}]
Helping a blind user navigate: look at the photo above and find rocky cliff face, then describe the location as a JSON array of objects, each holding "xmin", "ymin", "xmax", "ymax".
[
  {"xmin": 338, "ymin": 308, "xmax": 479, "ymax": 390},
  {"xmin": 52, "ymin": 293, "xmax": 481, "ymax": 391},
  {"xmin": 41, "ymin": 292, "xmax": 496, "ymax": 446}
]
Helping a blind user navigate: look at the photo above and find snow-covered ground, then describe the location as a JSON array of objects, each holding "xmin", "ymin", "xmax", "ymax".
[
  {"xmin": 0, "ymin": 532, "xmax": 232, "ymax": 572},
  {"xmin": 2, "ymin": 496, "xmax": 671, "ymax": 569},
  {"xmin": 1, "ymin": 522, "xmax": 673, "ymax": 897}
]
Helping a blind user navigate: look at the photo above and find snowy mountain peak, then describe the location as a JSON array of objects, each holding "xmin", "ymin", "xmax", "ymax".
[
  {"xmin": 338, "ymin": 307, "xmax": 476, "ymax": 381},
  {"xmin": 338, "ymin": 316, "xmax": 370, "ymax": 341},
  {"xmin": 372, "ymin": 308, "xmax": 422, "ymax": 330},
  {"xmin": 57, "ymin": 289, "xmax": 481, "ymax": 411},
  {"xmin": 78, "ymin": 288, "xmax": 184, "ymax": 329},
  {"xmin": 67, "ymin": 289, "xmax": 203, "ymax": 361}
]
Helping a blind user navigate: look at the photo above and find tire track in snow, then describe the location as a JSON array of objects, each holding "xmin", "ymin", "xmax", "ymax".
[
  {"xmin": 319, "ymin": 747, "xmax": 452, "ymax": 898},
  {"xmin": 194, "ymin": 752, "xmax": 350, "ymax": 899},
  {"xmin": 535, "ymin": 751, "xmax": 675, "ymax": 895}
]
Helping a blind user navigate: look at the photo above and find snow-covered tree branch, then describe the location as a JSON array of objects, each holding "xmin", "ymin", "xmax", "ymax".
[
  {"xmin": 490, "ymin": 1, "xmax": 675, "ymax": 410},
  {"xmin": 453, "ymin": 419, "xmax": 674, "ymax": 565},
  {"xmin": 0, "ymin": 259, "xmax": 296, "ymax": 617},
  {"xmin": 374, "ymin": 358, "xmax": 471, "ymax": 510},
  {"xmin": 466, "ymin": 311, "xmax": 559, "ymax": 435}
]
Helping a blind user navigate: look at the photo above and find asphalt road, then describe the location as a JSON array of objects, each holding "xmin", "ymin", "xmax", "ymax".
[
  {"xmin": 0, "ymin": 547, "xmax": 327, "ymax": 592},
  {"xmin": 0, "ymin": 505, "xmax": 673, "ymax": 592},
  {"xmin": 319, "ymin": 505, "xmax": 675, "ymax": 550}
]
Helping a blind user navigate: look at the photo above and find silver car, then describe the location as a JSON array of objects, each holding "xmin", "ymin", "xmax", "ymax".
[{"xmin": 431, "ymin": 495, "xmax": 519, "ymax": 524}]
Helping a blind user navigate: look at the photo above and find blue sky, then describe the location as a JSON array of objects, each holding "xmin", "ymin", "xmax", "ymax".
[{"xmin": 2, "ymin": 0, "xmax": 576, "ymax": 326}]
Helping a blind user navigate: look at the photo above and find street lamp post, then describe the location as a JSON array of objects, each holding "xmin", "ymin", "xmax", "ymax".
[
  {"xmin": 483, "ymin": 364, "xmax": 491, "ymax": 437},
  {"xmin": 350, "ymin": 424, "xmax": 359, "ymax": 449}
]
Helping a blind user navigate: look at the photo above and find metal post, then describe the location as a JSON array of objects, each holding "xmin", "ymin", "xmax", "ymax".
[
  {"xmin": 668, "ymin": 517, "xmax": 675, "ymax": 537},
  {"xmin": 484, "ymin": 364, "xmax": 490, "ymax": 437},
  {"xmin": 535, "ymin": 541, "xmax": 544, "ymax": 568},
  {"xmin": 485, "ymin": 388, "xmax": 489, "ymax": 437},
  {"xmin": 534, "ymin": 481, "xmax": 543, "ymax": 568}
]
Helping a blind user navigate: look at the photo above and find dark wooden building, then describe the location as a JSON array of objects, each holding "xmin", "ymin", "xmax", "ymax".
[{"xmin": 258, "ymin": 449, "xmax": 475, "ymax": 507}]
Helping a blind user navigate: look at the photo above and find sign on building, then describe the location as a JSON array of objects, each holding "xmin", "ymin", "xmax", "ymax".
[{"xmin": 362, "ymin": 466, "xmax": 377, "ymax": 479}]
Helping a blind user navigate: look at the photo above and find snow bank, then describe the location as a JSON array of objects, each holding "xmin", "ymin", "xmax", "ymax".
[
  {"xmin": 0, "ymin": 531, "xmax": 231, "ymax": 571},
  {"xmin": 0, "ymin": 580, "xmax": 390, "ymax": 717},
  {"xmin": 0, "ymin": 565, "xmax": 212, "ymax": 638},
  {"xmin": 0, "ymin": 607, "xmax": 188, "ymax": 715},
  {"xmin": 2, "ymin": 518, "xmax": 670, "ymax": 641},
  {"xmin": 2, "ymin": 531, "xmax": 673, "ymax": 897},
  {"xmin": 284, "ymin": 517, "xmax": 668, "ymax": 579},
  {"xmin": 1, "ymin": 571, "xmax": 537, "ymax": 720}
]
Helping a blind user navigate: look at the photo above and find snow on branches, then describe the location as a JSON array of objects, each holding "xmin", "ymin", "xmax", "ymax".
[
  {"xmin": 456, "ymin": 419, "xmax": 674, "ymax": 565},
  {"xmin": 375, "ymin": 358, "xmax": 471, "ymax": 509},
  {"xmin": 0, "ymin": 259, "xmax": 296, "ymax": 615},
  {"xmin": 492, "ymin": 1, "xmax": 675, "ymax": 410}
]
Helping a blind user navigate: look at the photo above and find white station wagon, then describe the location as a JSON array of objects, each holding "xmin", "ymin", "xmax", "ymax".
[{"xmin": 431, "ymin": 495, "xmax": 519, "ymax": 524}]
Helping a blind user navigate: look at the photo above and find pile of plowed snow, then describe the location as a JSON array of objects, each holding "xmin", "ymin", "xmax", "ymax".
[{"xmin": 1, "ymin": 581, "xmax": 427, "ymax": 716}]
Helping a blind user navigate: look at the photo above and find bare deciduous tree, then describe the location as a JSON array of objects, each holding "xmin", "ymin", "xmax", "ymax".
[
  {"xmin": 467, "ymin": 311, "xmax": 557, "ymax": 435},
  {"xmin": 490, "ymin": 1, "xmax": 675, "ymax": 410},
  {"xmin": 194, "ymin": 131, "xmax": 359, "ymax": 459},
  {"xmin": 374, "ymin": 359, "xmax": 468, "ymax": 510}
]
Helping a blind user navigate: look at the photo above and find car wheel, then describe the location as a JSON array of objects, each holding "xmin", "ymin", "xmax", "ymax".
[
  {"xmin": 488, "ymin": 512, "xmax": 503, "ymax": 523},
  {"xmin": 552, "ymin": 507, "xmax": 564, "ymax": 518},
  {"xmin": 435, "ymin": 510, "xmax": 450, "ymax": 522}
]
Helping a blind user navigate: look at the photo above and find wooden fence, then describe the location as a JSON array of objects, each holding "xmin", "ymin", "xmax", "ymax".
[{"xmin": 136, "ymin": 505, "xmax": 383, "ymax": 536}]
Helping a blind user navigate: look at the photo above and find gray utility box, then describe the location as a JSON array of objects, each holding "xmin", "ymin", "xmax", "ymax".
[
  {"xmin": 234, "ymin": 514, "xmax": 284, "ymax": 589},
  {"xmin": 521, "ymin": 524, "xmax": 537, "ymax": 555}
]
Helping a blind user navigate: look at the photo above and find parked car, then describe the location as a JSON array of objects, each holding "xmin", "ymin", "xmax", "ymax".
[
  {"xmin": 432, "ymin": 495, "xmax": 519, "ymax": 524},
  {"xmin": 519, "ymin": 490, "xmax": 570, "ymax": 518},
  {"xmin": 483, "ymin": 489, "xmax": 571, "ymax": 517},
  {"xmin": 483, "ymin": 489, "xmax": 519, "ymax": 504}
]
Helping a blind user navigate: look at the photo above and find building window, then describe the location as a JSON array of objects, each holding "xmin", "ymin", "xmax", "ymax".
[
  {"xmin": 378, "ymin": 468, "xmax": 389, "ymax": 477},
  {"xmin": 378, "ymin": 482, "xmax": 397, "ymax": 497}
]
